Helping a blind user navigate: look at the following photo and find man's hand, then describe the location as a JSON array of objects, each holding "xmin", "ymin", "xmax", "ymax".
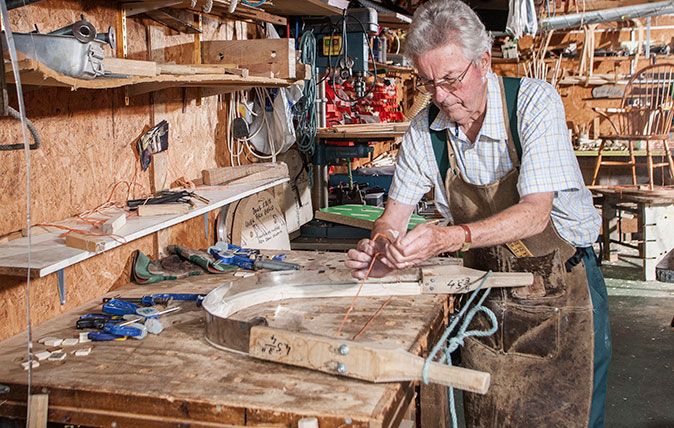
[
  {"xmin": 345, "ymin": 236, "xmax": 395, "ymax": 279},
  {"xmin": 385, "ymin": 224, "xmax": 464, "ymax": 269}
]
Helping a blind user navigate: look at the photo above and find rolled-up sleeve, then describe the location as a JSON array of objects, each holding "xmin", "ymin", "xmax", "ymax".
[
  {"xmin": 517, "ymin": 80, "xmax": 586, "ymax": 197},
  {"xmin": 389, "ymin": 111, "xmax": 433, "ymax": 205}
]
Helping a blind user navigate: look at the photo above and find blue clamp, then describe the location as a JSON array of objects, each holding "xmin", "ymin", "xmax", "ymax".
[{"xmin": 103, "ymin": 298, "xmax": 139, "ymax": 316}]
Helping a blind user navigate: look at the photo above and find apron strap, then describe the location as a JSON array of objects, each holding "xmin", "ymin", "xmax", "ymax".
[
  {"xmin": 499, "ymin": 76, "xmax": 523, "ymax": 167},
  {"xmin": 429, "ymin": 103, "xmax": 451, "ymax": 184}
]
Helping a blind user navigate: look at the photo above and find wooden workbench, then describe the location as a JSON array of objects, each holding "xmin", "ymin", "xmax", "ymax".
[
  {"xmin": 592, "ymin": 187, "xmax": 674, "ymax": 280},
  {"xmin": 0, "ymin": 251, "xmax": 452, "ymax": 427}
]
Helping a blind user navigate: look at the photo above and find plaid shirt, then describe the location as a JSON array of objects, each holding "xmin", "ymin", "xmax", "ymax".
[{"xmin": 390, "ymin": 72, "xmax": 600, "ymax": 247}]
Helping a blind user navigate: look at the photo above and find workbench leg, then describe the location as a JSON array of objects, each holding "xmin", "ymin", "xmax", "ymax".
[
  {"xmin": 601, "ymin": 201, "xmax": 614, "ymax": 262},
  {"xmin": 419, "ymin": 383, "xmax": 449, "ymax": 428},
  {"xmin": 641, "ymin": 203, "xmax": 674, "ymax": 281}
]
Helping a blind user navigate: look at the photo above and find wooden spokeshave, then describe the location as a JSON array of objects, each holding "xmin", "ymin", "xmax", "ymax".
[{"xmin": 203, "ymin": 259, "xmax": 533, "ymax": 395}]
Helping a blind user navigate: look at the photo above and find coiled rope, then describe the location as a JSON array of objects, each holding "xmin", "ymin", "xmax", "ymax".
[{"xmin": 422, "ymin": 271, "xmax": 499, "ymax": 428}]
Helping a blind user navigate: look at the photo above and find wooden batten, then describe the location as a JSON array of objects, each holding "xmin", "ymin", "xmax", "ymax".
[
  {"xmin": 65, "ymin": 233, "xmax": 106, "ymax": 253},
  {"xmin": 202, "ymin": 39, "xmax": 296, "ymax": 79}
]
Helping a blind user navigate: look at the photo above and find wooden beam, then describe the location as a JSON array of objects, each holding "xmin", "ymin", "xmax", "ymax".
[
  {"xmin": 249, "ymin": 326, "xmax": 491, "ymax": 394},
  {"xmin": 101, "ymin": 212, "xmax": 127, "ymax": 235},
  {"xmin": 137, "ymin": 203, "xmax": 192, "ymax": 217},
  {"xmin": 202, "ymin": 163, "xmax": 288, "ymax": 185},
  {"xmin": 27, "ymin": 394, "xmax": 48, "ymax": 428},
  {"xmin": 103, "ymin": 58, "xmax": 158, "ymax": 77},
  {"xmin": 65, "ymin": 233, "xmax": 106, "ymax": 253},
  {"xmin": 202, "ymin": 39, "xmax": 296, "ymax": 79}
]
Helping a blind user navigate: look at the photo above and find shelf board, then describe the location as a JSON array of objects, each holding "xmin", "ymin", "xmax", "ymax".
[
  {"xmin": 0, "ymin": 177, "xmax": 288, "ymax": 278},
  {"xmin": 6, "ymin": 60, "xmax": 297, "ymax": 95},
  {"xmin": 370, "ymin": 61, "xmax": 414, "ymax": 73}
]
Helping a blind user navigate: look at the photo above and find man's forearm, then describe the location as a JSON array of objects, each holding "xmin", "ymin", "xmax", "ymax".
[
  {"xmin": 372, "ymin": 199, "xmax": 417, "ymax": 241},
  {"xmin": 467, "ymin": 195, "xmax": 552, "ymax": 248}
]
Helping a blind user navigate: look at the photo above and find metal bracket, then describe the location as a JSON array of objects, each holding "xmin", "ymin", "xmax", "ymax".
[{"xmin": 57, "ymin": 269, "xmax": 66, "ymax": 305}]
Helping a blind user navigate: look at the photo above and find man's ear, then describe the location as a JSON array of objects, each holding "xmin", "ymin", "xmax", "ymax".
[{"xmin": 478, "ymin": 51, "xmax": 492, "ymax": 76}]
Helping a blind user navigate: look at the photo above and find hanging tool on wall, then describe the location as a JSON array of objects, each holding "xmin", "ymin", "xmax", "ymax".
[{"xmin": 136, "ymin": 120, "xmax": 169, "ymax": 171}]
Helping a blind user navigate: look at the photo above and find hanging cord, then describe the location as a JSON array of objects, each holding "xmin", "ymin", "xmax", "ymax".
[
  {"xmin": 1, "ymin": 0, "xmax": 35, "ymax": 424},
  {"xmin": 294, "ymin": 30, "xmax": 317, "ymax": 155},
  {"xmin": 0, "ymin": 107, "xmax": 41, "ymax": 150},
  {"xmin": 422, "ymin": 271, "xmax": 498, "ymax": 428}
]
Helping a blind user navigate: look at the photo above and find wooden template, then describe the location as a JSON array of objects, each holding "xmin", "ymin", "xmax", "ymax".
[
  {"xmin": 203, "ymin": 261, "xmax": 533, "ymax": 392},
  {"xmin": 228, "ymin": 190, "xmax": 291, "ymax": 250}
]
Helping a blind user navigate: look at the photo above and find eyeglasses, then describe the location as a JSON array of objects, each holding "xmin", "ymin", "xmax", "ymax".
[{"xmin": 416, "ymin": 62, "xmax": 473, "ymax": 94}]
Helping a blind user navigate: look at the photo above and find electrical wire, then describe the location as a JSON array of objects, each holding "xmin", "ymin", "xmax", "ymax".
[
  {"xmin": 294, "ymin": 30, "xmax": 317, "ymax": 155},
  {"xmin": 1, "ymin": 1, "xmax": 35, "ymax": 424}
]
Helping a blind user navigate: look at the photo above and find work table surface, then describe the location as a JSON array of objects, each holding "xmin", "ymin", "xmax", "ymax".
[{"xmin": 0, "ymin": 251, "xmax": 452, "ymax": 427}]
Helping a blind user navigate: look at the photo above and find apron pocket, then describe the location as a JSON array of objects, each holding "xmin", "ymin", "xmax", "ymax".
[
  {"xmin": 503, "ymin": 304, "xmax": 560, "ymax": 359},
  {"xmin": 508, "ymin": 250, "xmax": 567, "ymax": 300}
]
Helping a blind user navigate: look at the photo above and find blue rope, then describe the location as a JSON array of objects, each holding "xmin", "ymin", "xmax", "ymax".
[{"xmin": 422, "ymin": 271, "xmax": 499, "ymax": 428}]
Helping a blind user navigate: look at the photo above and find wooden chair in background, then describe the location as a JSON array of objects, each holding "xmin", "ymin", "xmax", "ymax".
[{"xmin": 592, "ymin": 63, "xmax": 674, "ymax": 190}]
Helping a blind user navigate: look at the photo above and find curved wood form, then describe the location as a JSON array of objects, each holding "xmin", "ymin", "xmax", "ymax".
[
  {"xmin": 202, "ymin": 262, "xmax": 533, "ymax": 319},
  {"xmin": 203, "ymin": 258, "xmax": 533, "ymax": 393}
]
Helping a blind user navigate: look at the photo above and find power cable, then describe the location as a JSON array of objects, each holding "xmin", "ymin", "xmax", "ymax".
[{"xmin": 294, "ymin": 30, "xmax": 317, "ymax": 155}]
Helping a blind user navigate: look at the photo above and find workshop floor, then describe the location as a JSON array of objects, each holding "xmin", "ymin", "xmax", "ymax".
[
  {"xmin": 601, "ymin": 259, "xmax": 673, "ymax": 428},
  {"xmin": 454, "ymin": 258, "xmax": 674, "ymax": 428}
]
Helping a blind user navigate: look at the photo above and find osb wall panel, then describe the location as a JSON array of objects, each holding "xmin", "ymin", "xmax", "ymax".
[{"xmin": 0, "ymin": 1, "xmax": 242, "ymax": 341}]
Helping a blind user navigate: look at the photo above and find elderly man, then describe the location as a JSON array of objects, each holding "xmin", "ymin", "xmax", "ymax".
[{"xmin": 345, "ymin": 0, "xmax": 611, "ymax": 426}]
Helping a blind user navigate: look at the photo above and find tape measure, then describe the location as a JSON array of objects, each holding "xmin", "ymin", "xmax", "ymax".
[{"xmin": 505, "ymin": 240, "xmax": 534, "ymax": 258}]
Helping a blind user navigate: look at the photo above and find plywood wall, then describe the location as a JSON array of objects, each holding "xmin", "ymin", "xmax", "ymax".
[{"xmin": 0, "ymin": 0, "xmax": 243, "ymax": 341}]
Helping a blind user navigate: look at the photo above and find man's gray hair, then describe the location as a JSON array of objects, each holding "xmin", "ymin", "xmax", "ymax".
[{"xmin": 405, "ymin": 0, "xmax": 492, "ymax": 64}]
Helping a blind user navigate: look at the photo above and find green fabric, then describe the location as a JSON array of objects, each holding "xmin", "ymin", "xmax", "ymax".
[
  {"xmin": 428, "ymin": 104, "xmax": 450, "ymax": 184},
  {"xmin": 428, "ymin": 77, "xmax": 523, "ymax": 182},
  {"xmin": 319, "ymin": 204, "xmax": 427, "ymax": 230},
  {"xmin": 501, "ymin": 77, "xmax": 523, "ymax": 162}
]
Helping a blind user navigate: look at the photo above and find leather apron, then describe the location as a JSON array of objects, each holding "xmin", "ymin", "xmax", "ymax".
[{"xmin": 438, "ymin": 78, "xmax": 595, "ymax": 427}]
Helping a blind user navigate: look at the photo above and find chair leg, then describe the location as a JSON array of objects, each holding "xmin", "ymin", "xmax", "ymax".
[
  {"xmin": 592, "ymin": 139, "xmax": 606, "ymax": 186},
  {"xmin": 646, "ymin": 140, "xmax": 654, "ymax": 190},
  {"xmin": 628, "ymin": 140, "xmax": 638, "ymax": 187},
  {"xmin": 663, "ymin": 139, "xmax": 674, "ymax": 181}
]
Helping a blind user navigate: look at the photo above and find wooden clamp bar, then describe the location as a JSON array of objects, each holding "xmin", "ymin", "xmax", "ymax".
[{"xmin": 249, "ymin": 326, "xmax": 491, "ymax": 394}]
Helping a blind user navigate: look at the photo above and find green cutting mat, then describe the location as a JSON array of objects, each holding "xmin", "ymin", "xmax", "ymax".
[{"xmin": 316, "ymin": 204, "xmax": 427, "ymax": 230}]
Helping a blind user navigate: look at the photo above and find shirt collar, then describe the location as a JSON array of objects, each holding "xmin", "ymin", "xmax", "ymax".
[{"xmin": 429, "ymin": 72, "xmax": 508, "ymax": 141}]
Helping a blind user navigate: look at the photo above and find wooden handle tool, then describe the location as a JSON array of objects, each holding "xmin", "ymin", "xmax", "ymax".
[{"xmin": 249, "ymin": 326, "xmax": 490, "ymax": 394}]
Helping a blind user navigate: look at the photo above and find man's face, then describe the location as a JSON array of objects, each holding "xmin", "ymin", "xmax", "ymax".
[{"xmin": 415, "ymin": 43, "xmax": 490, "ymax": 125}]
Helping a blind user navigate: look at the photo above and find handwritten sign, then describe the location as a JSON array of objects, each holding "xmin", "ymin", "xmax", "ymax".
[{"xmin": 229, "ymin": 190, "xmax": 290, "ymax": 250}]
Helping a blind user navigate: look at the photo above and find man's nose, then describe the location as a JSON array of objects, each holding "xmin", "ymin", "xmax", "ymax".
[{"xmin": 433, "ymin": 86, "xmax": 452, "ymax": 105}]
